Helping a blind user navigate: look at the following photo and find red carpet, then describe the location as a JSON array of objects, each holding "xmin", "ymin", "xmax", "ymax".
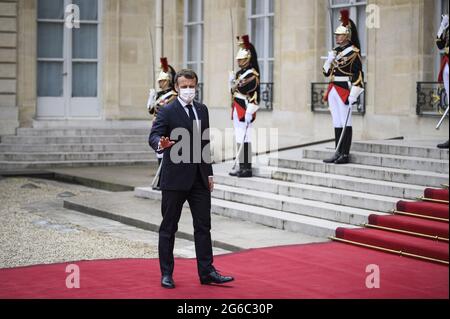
[
  {"xmin": 336, "ymin": 187, "xmax": 449, "ymax": 265},
  {"xmin": 424, "ymin": 188, "xmax": 449, "ymax": 201},
  {"xmin": 368, "ymin": 214, "xmax": 449, "ymax": 239},
  {"xmin": 397, "ymin": 201, "xmax": 449, "ymax": 220},
  {"xmin": 0, "ymin": 242, "xmax": 448, "ymax": 299},
  {"xmin": 336, "ymin": 228, "xmax": 448, "ymax": 262}
]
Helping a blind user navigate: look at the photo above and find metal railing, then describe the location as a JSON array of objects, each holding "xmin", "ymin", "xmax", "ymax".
[
  {"xmin": 260, "ymin": 82, "xmax": 274, "ymax": 111},
  {"xmin": 195, "ymin": 83, "xmax": 204, "ymax": 104},
  {"xmin": 416, "ymin": 82, "xmax": 448, "ymax": 116},
  {"xmin": 311, "ymin": 82, "xmax": 366, "ymax": 115}
]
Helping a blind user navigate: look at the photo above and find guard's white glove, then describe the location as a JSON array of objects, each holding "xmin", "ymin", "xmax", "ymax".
[
  {"xmin": 323, "ymin": 51, "xmax": 336, "ymax": 73},
  {"xmin": 147, "ymin": 88, "xmax": 156, "ymax": 109},
  {"xmin": 245, "ymin": 112, "xmax": 253, "ymax": 124},
  {"xmin": 348, "ymin": 86, "xmax": 364, "ymax": 106},
  {"xmin": 348, "ymin": 96, "xmax": 357, "ymax": 106},
  {"xmin": 438, "ymin": 15, "xmax": 449, "ymax": 38},
  {"xmin": 228, "ymin": 71, "xmax": 236, "ymax": 92},
  {"xmin": 326, "ymin": 51, "xmax": 336, "ymax": 64}
]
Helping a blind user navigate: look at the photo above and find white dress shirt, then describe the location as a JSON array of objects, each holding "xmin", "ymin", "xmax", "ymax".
[{"xmin": 178, "ymin": 97, "xmax": 200, "ymax": 131}]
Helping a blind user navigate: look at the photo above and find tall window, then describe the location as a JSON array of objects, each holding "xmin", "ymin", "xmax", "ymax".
[
  {"xmin": 328, "ymin": 0, "xmax": 367, "ymax": 57},
  {"xmin": 184, "ymin": 0, "xmax": 203, "ymax": 82},
  {"xmin": 247, "ymin": 0, "xmax": 274, "ymax": 84}
]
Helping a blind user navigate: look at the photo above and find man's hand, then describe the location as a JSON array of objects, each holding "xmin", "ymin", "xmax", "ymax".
[
  {"xmin": 158, "ymin": 137, "xmax": 175, "ymax": 150},
  {"xmin": 208, "ymin": 176, "xmax": 214, "ymax": 192}
]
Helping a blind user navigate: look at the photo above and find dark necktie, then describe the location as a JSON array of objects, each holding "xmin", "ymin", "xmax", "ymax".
[{"xmin": 186, "ymin": 104, "xmax": 197, "ymax": 130}]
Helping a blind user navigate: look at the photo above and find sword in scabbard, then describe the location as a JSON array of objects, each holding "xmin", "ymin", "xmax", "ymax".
[
  {"xmin": 335, "ymin": 106, "xmax": 352, "ymax": 154},
  {"xmin": 151, "ymin": 158, "xmax": 163, "ymax": 189},
  {"xmin": 232, "ymin": 123, "xmax": 250, "ymax": 171},
  {"xmin": 436, "ymin": 106, "xmax": 449, "ymax": 130}
]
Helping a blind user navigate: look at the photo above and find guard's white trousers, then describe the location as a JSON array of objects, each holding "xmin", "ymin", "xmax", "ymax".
[
  {"xmin": 328, "ymin": 86, "xmax": 352, "ymax": 128},
  {"xmin": 233, "ymin": 108, "xmax": 252, "ymax": 144}
]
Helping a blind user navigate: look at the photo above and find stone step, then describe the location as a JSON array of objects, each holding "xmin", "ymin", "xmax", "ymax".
[
  {"xmin": 252, "ymin": 165, "xmax": 426, "ymax": 199},
  {"xmin": 0, "ymin": 143, "xmax": 150, "ymax": 153},
  {"xmin": 0, "ymin": 159, "xmax": 156, "ymax": 172},
  {"xmin": 210, "ymin": 184, "xmax": 388, "ymax": 226},
  {"xmin": 269, "ymin": 157, "xmax": 449, "ymax": 188},
  {"xmin": 134, "ymin": 187, "xmax": 358, "ymax": 238},
  {"xmin": 214, "ymin": 173, "xmax": 399, "ymax": 212},
  {"xmin": 16, "ymin": 128, "xmax": 150, "ymax": 137},
  {"xmin": 303, "ymin": 149, "xmax": 449, "ymax": 174},
  {"xmin": 0, "ymin": 135, "xmax": 148, "ymax": 145},
  {"xmin": 0, "ymin": 151, "xmax": 154, "ymax": 162},
  {"xmin": 352, "ymin": 141, "xmax": 449, "ymax": 161}
]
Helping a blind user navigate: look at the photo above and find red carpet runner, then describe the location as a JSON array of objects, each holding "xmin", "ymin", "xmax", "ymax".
[
  {"xmin": 0, "ymin": 242, "xmax": 448, "ymax": 299},
  {"xmin": 335, "ymin": 188, "xmax": 449, "ymax": 264},
  {"xmin": 0, "ymin": 189, "xmax": 448, "ymax": 299}
]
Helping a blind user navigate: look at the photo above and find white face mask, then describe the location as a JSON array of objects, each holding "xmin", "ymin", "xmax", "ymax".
[{"xmin": 179, "ymin": 88, "xmax": 196, "ymax": 104}]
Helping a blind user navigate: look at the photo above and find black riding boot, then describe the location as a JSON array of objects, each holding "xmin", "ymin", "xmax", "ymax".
[
  {"xmin": 335, "ymin": 127, "xmax": 352, "ymax": 164},
  {"xmin": 324, "ymin": 127, "xmax": 343, "ymax": 163},
  {"xmin": 237, "ymin": 143, "xmax": 252, "ymax": 178}
]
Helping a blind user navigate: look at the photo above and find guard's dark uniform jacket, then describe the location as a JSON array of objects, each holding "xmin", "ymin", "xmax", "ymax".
[
  {"xmin": 149, "ymin": 88, "xmax": 178, "ymax": 120},
  {"xmin": 323, "ymin": 43, "xmax": 364, "ymax": 104},
  {"xmin": 232, "ymin": 66, "xmax": 260, "ymax": 123}
]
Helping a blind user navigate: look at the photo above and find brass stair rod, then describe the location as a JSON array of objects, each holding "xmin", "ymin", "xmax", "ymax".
[
  {"xmin": 391, "ymin": 210, "xmax": 449, "ymax": 223},
  {"xmin": 363, "ymin": 223, "xmax": 449, "ymax": 242},
  {"xmin": 417, "ymin": 196, "xmax": 449, "ymax": 205},
  {"xmin": 330, "ymin": 236, "xmax": 449, "ymax": 265}
]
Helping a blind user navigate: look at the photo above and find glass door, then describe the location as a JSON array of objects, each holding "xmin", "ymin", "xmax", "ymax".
[{"xmin": 37, "ymin": 0, "xmax": 100, "ymax": 119}]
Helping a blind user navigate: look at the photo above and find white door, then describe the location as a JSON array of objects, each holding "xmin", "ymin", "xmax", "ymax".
[{"xmin": 37, "ymin": 0, "xmax": 101, "ymax": 119}]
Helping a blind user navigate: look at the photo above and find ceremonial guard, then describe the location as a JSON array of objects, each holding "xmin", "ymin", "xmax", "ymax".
[
  {"xmin": 322, "ymin": 10, "xmax": 364, "ymax": 164},
  {"xmin": 147, "ymin": 58, "xmax": 178, "ymax": 189},
  {"xmin": 436, "ymin": 14, "xmax": 449, "ymax": 149},
  {"xmin": 229, "ymin": 35, "xmax": 260, "ymax": 177}
]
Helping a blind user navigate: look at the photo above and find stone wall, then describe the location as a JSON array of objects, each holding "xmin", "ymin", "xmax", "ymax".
[
  {"xmin": 6, "ymin": 0, "xmax": 449, "ymax": 143},
  {"xmin": 0, "ymin": 0, "xmax": 19, "ymax": 135}
]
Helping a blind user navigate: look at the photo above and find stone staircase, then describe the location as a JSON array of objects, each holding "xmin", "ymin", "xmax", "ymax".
[
  {"xmin": 135, "ymin": 139, "xmax": 449, "ymax": 239},
  {"xmin": 0, "ymin": 127, "xmax": 157, "ymax": 172}
]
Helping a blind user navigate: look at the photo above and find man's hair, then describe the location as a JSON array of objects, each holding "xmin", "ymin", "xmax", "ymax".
[{"xmin": 174, "ymin": 69, "xmax": 198, "ymax": 86}]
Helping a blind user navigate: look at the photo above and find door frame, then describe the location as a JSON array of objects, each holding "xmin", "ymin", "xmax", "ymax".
[{"xmin": 36, "ymin": 0, "xmax": 103, "ymax": 120}]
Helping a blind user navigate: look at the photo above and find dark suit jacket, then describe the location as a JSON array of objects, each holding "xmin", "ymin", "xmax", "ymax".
[{"xmin": 149, "ymin": 99, "xmax": 214, "ymax": 191}]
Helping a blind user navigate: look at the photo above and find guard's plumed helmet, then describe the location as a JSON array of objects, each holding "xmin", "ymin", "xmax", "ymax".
[
  {"xmin": 236, "ymin": 35, "xmax": 252, "ymax": 61},
  {"xmin": 235, "ymin": 35, "xmax": 260, "ymax": 75},
  {"xmin": 334, "ymin": 9, "xmax": 361, "ymax": 50},
  {"xmin": 157, "ymin": 58, "xmax": 176, "ymax": 85}
]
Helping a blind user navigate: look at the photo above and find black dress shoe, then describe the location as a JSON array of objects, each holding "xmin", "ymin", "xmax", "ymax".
[
  {"xmin": 200, "ymin": 270, "xmax": 234, "ymax": 285},
  {"xmin": 323, "ymin": 153, "xmax": 340, "ymax": 163},
  {"xmin": 437, "ymin": 140, "xmax": 449, "ymax": 149},
  {"xmin": 334, "ymin": 154, "xmax": 350, "ymax": 164},
  {"xmin": 161, "ymin": 275, "xmax": 175, "ymax": 289}
]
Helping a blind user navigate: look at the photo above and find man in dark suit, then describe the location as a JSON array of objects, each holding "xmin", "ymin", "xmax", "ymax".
[{"xmin": 149, "ymin": 69, "xmax": 234, "ymax": 289}]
